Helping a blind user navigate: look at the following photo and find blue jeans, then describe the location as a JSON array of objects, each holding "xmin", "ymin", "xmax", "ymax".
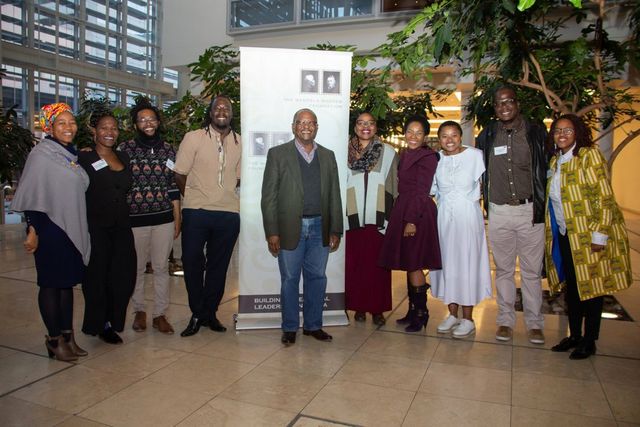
[
  {"xmin": 181, "ymin": 209, "xmax": 240, "ymax": 321},
  {"xmin": 278, "ymin": 216, "xmax": 329, "ymax": 332}
]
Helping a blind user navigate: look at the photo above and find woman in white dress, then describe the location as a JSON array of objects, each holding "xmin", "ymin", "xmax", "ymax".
[{"xmin": 430, "ymin": 121, "xmax": 492, "ymax": 338}]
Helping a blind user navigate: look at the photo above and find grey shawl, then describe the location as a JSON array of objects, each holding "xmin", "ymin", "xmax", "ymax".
[{"xmin": 11, "ymin": 138, "xmax": 91, "ymax": 265}]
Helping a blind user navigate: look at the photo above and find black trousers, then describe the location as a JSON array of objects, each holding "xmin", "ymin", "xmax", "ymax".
[
  {"xmin": 181, "ymin": 209, "xmax": 240, "ymax": 321},
  {"xmin": 558, "ymin": 232, "xmax": 604, "ymax": 341},
  {"xmin": 82, "ymin": 225, "xmax": 136, "ymax": 334}
]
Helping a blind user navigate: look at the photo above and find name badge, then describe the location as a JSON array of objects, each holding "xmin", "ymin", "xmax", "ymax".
[
  {"xmin": 494, "ymin": 146, "xmax": 508, "ymax": 156},
  {"xmin": 92, "ymin": 159, "xmax": 108, "ymax": 171},
  {"xmin": 166, "ymin": 159, "xmax": 175, "ymax": 171}
]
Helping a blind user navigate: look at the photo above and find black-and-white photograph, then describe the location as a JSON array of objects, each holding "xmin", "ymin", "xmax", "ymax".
[
  {"xmin": 271, "ymin": 132, "xmax": 291, "ymax": 149},
  {"xmin": 322, "ymin": 71, "xmax": 340, "ymax": 94},
  {"xmin": 250, "ymin": 132, "xmax": 269, "ymax": 156},
  {"xmin": 300, "ymin": 70, "xmax": 319, "ymax": 93}
]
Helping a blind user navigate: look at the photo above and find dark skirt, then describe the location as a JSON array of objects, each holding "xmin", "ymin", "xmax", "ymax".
[
  {"xmin": 379, "ymin": 195, "xmax": 441, "ymax": 272},
  {"xmin": 82, "ymin": 224, "xmax": 136, "ymax": 334},
  {"xmin": 28, "ymin": 211, "xmax": 85, "ymax": 288},
  {"xmin": 345, "ymin": 225, "xmax": 392, "ymax": 313}
]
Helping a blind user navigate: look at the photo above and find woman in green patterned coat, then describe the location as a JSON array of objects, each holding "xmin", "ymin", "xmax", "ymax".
[{"xmin": 544, "ymin": 114, "xmax": 632, "ymax": 360}]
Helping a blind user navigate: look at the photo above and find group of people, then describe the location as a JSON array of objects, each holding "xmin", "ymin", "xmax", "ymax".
[
  {"xmin": 12, "ymin": 86, "xmax": 632, "ymax": 361},
  {"xmin": 12, "ymin": 95, "xmax": 241, "ymax": 361},
  {"xmin": 343, "ymin": 86, "xmax": 632, "ymax": 359}
]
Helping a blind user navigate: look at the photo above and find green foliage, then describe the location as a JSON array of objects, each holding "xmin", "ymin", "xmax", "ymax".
[
  {"xmin": 0, "ymin": 105, "xmax": 35, "ymax": 183},
  {"xmin": 310, "ymin": 43, "xmax": 444, "ymax": 138},
  {"xmin": 162, "ymin": 92, "xmax": 208, "ymax": 146},
  {"xmin": 380, "ymin": 0, "xmax": 639, "ymax": 132},
  {"xmin": 188, "ymin": 44, "xmax": 240, "ymax": 130}
]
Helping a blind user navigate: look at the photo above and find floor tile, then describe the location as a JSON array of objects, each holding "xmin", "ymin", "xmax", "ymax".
[
  {"xmin": 79, "ymin": 378, "xmax": 212, "ymax": 427},
  {"xmin": 194, "ymin": 333, "xmax": 283, "ymax": 364},
  {"xmin": 221, "ymin": 366, "xmax": 328, "ymax": 412},
  {"xmin": 512, "ymin": 372, "xmax": 613, "ymax": 419},
  {"xmin": 303, "ymin": 379, "xmax": 414, "ymax": 427},
  {"xmin": 512, "ymin": 346, "xmax": 598, "ymax": 381},
  {"xmin": 592, "ymin": 356, "xmax": 640, "ymax": 387},
  {"xmin": 403, "ymin": 392, "xmax": 511, "ymax": 427},
  {"xmin": 0, "ymin": 351, "xmax": 71, "ymax": 396},
  {"xmin": 176, "ymin": 396, "xmax": 296, "ymax": 426},
  {"xmin": 53, "ymin": 416, "xmax": 110, "ymax": 426},
  {"xmin": 0, "ymin": 395, "xmax": 70, "ymax": 427},
  {"xmin": 432, "ymin": 339, "xmax": 512, "ymax": 371},
  {"xmin": 510, "ymin": 406, "xmax": 617, "ymax": 426},
  {"xmin": 11, "ymin": 364, "xmax": 139, "ymax": 413},
  {"xmin": 334, "ymin": 351, "xmax": 428, "ymax": 392},
  {"xmin": 601, "ymin": 382, "xmax": 640, "ymax": 423},
  {"xmin": 147, "ymin": 353, "xmax": 255, "ymax": 396},
  {"xmin": 261, "ymin": 344, "xmax": 354, "ymax": 378},
  {"xmin": 420, "ymin": 361, "xmax": 511, "ymax": 404},
  {"xmin": 80, "ymin": 340, "xmax": 186, "ymax": 379},
  {"xmin": 357, "ymin": 330, "xmax": 439, "ymax": 361}
]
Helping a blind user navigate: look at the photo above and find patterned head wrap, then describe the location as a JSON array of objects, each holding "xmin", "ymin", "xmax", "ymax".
[{"xmin": 39, "ymin": 103, "xmax": 73, "ymax": 134}]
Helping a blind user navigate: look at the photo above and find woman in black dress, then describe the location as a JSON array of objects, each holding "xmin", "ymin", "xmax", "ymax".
[
  {"xmin": 79, "ymin": 111, "xmax": 136, "ymax": 344},
  {"xmin": 11, "ymin": 103, "xmax": 90, "ymax": 361}
]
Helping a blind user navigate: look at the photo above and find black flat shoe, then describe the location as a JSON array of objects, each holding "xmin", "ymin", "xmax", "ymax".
[
  {"xmin": 281, "ymin": 331, "xmax": 296, "ymax": 345},
  {"xmin": 372, "ymin": 313, "xmax": 386, "ymax": 326},
  {"xmin": 569, "ymin": 340, "xmax": 596, "ymax": 360},
  {"xmin": 180, "ymin": 316, "xmax": 205, "ymax": 337},
  {"xmin": 551, "ymin": 336, "xmax": 582, "ymax": 352},
  {"xmin": 209, "ymin": 317, "xmax": 227, "ymax": 333},
  {"xmin": 303, "ymin": 329, "xmax": 332, "ymax": 341},
  {"xmin": 99, "ymin": 327, "xmax": 123, "ymax": 344},
  {"xmin": 354, "ymin": 312, "xmax": 366, "ymax": 322}
]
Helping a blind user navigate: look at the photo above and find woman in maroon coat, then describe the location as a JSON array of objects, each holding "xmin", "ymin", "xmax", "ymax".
[{"xmin": 380, "ymin": 115, "xmax": 441, "ymax": 332}]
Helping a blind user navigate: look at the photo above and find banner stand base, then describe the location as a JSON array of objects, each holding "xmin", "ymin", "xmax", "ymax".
[{"xmin": 234, "ymin": 310, "xmax": 349, "ymax": 330}]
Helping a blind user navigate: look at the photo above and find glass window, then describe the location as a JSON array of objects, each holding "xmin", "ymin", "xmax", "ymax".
[
  {"xmin": 302, "ymin": 0, "xmax": 372, "ymax": 20},
  {"xmin": 58, "ymin": 75, "xmax": 78, "ymax": 110},
  {"xmin": 86, "ymin": 0, "xmax": 107, "ymax": 27},
  {"xmin": 34, "ymin": 71, "xmax": 58, "ymax": 109},
  {"xmin": 59, "ymin": 0, "xmax": 79, "ymax": 16},
  {"xmin": 230, "ymin": 0, "xmax": 294, "ymax": 28},
  {"xmin": 381, "ymin": 0, "xmax": 431, "ymax": 12},
  {"xmin": 85, "ymin": 28, "xmax": 107, "ymax": 65},
  {"xmin": 36, "ymin": 0, "xmax": 57, "ymax": 12},
  {"xmin": 1, "ymin": 65, "xmax": 27, "ymax": 126},
  {"xmin": 85, "ymin": 81, "xmax": 106, "ymax": 99},
  {"xmin": 1, "ymin": 2, "xmax": 27, "ymax": 45},
  {"xmin": 163, "ymin": 68, "xmax": 179, "ymax": 89},
  {"xmin": 34, "ymin": 11, "xmax": 58, "ymax": 54},
  {"xmin": 58, "ymin": 17, "xmax": 79, "ymax": 59}
]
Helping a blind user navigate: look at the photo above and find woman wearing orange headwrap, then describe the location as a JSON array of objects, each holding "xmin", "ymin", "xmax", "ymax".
[{"xmin": 11, "ymin": 103, "xmax": 91, "ymax": 361}]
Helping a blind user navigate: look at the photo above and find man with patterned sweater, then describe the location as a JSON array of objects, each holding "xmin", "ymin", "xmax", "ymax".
[{"xmin": 119, "ymin": 99, "xmax": 181, "ymax": 334}]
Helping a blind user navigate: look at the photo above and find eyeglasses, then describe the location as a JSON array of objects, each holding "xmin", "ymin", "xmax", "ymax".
[
  {"xmin": 137, "ymin": 118, "xmax": 158, "ymax": 125},
  {"xmin": 295, "ymin": 120, "xmax": 317, "ymax": 128},
  {"xmin": 553, "ymin": 127, "xmax": 575, "ymax": 136},
  {"xmin": 494, "ymin": 98, "xmax": 516, "ymax": 107},
  {"xmin": 356, "ymin": 120, "xmax": 376, "ymax": 127}
]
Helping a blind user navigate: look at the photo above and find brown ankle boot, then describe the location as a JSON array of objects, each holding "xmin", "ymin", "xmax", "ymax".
[
  {"xmin": 45, "ymin": 335, "xmax": 78, "ymax": 362},
  {"xmin": 61, "ymin": 330, "xmax": 88, "ymax": 357}
]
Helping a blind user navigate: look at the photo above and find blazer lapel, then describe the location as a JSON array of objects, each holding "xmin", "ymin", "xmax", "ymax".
[{"xmin": 285, "ymin": 141, "xmax": 304, "ymax": 194}]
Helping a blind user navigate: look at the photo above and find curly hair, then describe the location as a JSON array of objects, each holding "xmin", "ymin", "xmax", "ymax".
[
  {"xmin": 89, "ymin": 109, "xmax": 117, "ymax": 129},
  {"xmin": 403, "ymin": 114, "xmax": 430, "ymax": 136},
  {"xmin": 130, "ymin": 97, "xmax": 161, "ymax": 127},
  {"xmin": 547, "ymin": 114, "xmax": 593, "ymax": 157}
]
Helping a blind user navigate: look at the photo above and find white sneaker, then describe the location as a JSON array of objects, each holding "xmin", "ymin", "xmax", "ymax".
[
  {"xmin": 437, "ymin": 315, "xmax": 460, "ymax": 333},
  {"xmin": 452, "ymin": 319, "xmax": 476, "ymax": 338}
]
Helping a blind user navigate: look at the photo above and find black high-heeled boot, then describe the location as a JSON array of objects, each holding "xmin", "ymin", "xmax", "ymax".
[
  {"xmin": 405, "ymin": 284, "xmax": 429, "ymax": 333},
  {"xmin": 396, "ymin": 283, "xmax": 413, "ymax": 325}
]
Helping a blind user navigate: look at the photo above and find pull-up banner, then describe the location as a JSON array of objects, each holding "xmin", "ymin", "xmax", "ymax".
[{"xmin": 236, "ymin": 47, "xmax": 352, "ymax": 330}]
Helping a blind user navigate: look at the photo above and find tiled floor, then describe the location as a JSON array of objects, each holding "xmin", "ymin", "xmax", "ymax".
[{"xmin": 1, "ymin": 212, "xmax": 639, "ymax": 427}]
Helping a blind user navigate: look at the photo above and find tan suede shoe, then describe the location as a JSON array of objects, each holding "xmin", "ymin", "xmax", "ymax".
[
  {"xmin": 132, "ymin": 311, "xmax": 147, "ymax": 332},
  {"xmin": 153, "ymin": 315, "xmax": 175, "ymax": 334}
]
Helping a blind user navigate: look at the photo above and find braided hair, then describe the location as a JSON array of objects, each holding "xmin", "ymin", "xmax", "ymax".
[{"xmin": 202, "ymin": 95, "xmax": 239, "ymax": 145}]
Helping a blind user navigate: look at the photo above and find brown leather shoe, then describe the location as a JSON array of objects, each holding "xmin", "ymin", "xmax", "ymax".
[
  {"xmin": 495, "ymin": 326, "xmax": 513, "ymax": 342},
  {"xmin": 132, "ymin": 311, "xmax": 147, "ymax": 332},
  {"xmin": 45, "ymin": 335, "xmax": 78, "ymax": 362},
  {"xmin": 153, "ymin": 315, "xmax": 174, "ymax": 334}
]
